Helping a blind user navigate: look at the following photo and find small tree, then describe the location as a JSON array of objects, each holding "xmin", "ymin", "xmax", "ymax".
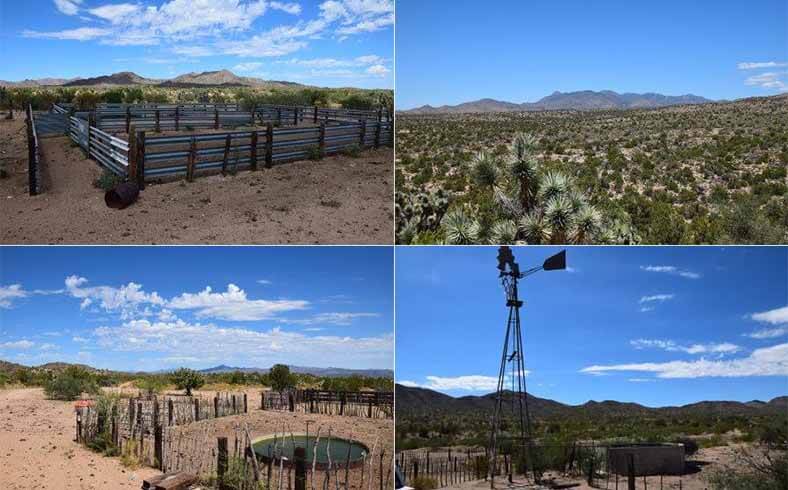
[
  {"xmin": 172, "ymin": 368, "xmax": 204, "ymax": 396},
  {"xmin": 269, "ymin": 364, "xmax": 295, "ymax": 392}
]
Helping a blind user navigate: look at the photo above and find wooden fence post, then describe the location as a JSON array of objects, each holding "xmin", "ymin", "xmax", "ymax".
[
  {"xmin": 294, "ymin": 446, "xmax": 306, "ymax": 490},
  {"xmin": 288, "ymin": 392, "xmax": 295, "ymax": 412},
  {"xmin": 374, "ymin": 121, "xmax": 381, "ymax": 149},
  {"xmin": 214, "ymin": 108, "xmax": 219, "ymax": 129},
  {"xmin": 186, "ymin": 136, "xmax": 196, "ymax": 182},
  {"xmin": 136, "ymin": 131, "xmax": 146, "ymax": 190},
  {"xmin": 214, "ymin": 396, "xmax": 219, "ymax": 418},
  {"xmin": 319, "ymin": 122, "xmax": 326, "ymax": 157},
  {"xmin": 175, "ymin": 106, "xmax": 180, "ymax": 131},
  {"xmin": 250, "ymin": 131, "xmax": 258, "ymax": 170},
  {"xmin": 243, "ymin": 393, "xmax": 248, "ymax": 413},
  {"xmin": 377, "ymin": 108, "xmax": 382, "ymax": 122},
  {"xmin": 26, "ymin": 110, "xmax": 36, "ymax": 196},
  {"xmin": 75, "ymin": 408, "xmax": 82, "ymax": 443},
  {"xmin": 168, "ymin": 399, "xmax": 174, "ymax": 426},
  {"xmin": 153, "ymin": 398, "xmax": 162, "ymax": 470},
  {"xmin": 125, "ymin": 106, "xmax": 131, "ymax": 134},
  {"xmin": 313, "ymin": 106, "xmax": 318, "ymax": 123},
  {"xmin": 194, "ymin": 398, "xmax": 200, "ymax": 421},
  {"xmin": 265, "ymin": 123, "xmax": 273, "ymax": 168},
  {"xmin": 155, "ymin": 109, "xmax": 160, "ymax": 133},
  {"xmin": 218, "ymin": 437, "xmax": 228, "ymax": 490},
  {"xmin": 87, "ymin": 111, "xmax": 95, "ymax": 157},
  {"xmin": 261, "ymin": 391, "xmax": 265, "ymax": 410},
  {"xmin": 359, "ymin": 119, "xmax": 366, "ymax": 147},
  {"xmin": 277, "ymin": 108, "xmax": 282, "ymax": 125},
  {"xmin": 294, "ymin": 107, "xmax": 299, "ymax": 126},
  {"xmin": 627, "ymin": 454, "xmax": 635, "ymax": 490}
]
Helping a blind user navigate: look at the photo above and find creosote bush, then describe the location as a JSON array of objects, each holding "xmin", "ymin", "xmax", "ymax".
[
  {"xmin": 44, "ymin": 366, "xmax": 99, "ymax": 400},
  {"xmin": 171, "ymin": 368, "xmax": 205, "ymax": 396}
]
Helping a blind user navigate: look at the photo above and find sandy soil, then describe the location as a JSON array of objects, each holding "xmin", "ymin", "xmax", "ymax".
[
  {"xmin": 0, "ymin": 113, "xmax": 393, "ymax": 244},
  {"xmin": 0, "ymin": 388, "xmax": 159, "ymax": 490}
]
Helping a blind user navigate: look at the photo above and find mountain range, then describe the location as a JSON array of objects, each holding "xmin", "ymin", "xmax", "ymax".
[
  {"xmin": 0, "ymin": 360, "xmax": 392, "ymax": 378},
  {"xmin": 403, "ymin": 90, "xmax": 714, "ymax": 114},
  {"xmin": 396, "ymin": 384, "xmax": 788, "ymax": 419},
  {"xmin": 0, "ymin": 70, "xmax": 304, "ymax": 89}
]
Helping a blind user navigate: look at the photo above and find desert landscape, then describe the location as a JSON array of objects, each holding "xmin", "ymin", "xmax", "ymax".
[
  {"xmin": 395, "ymin": 92, "xmax": 788, "ymax": 245},
  {"xmin": 0, "ymin": 361, "xmax": 394, "ymax": 490}
]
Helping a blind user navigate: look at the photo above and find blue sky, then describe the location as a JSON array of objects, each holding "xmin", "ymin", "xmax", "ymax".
[
  {"xmin": 0, "ymin": 246, "xmax": 393, "ymax": 372},
  {"xmin": 0, "ymin": 0, "xmax": 393, "ymax": 88},
  {"xmin": 396, "ymin": 0, "xmax": 788, "ymax": 109},
  {"xmin": 396, "ymin": 246, "xmax": 788, "ymax": 407}
]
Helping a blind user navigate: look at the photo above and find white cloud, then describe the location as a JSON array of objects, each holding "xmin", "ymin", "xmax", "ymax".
[
  {"xmin": 581, "ymin": 343, "xmax": 788, "ymax": 378},
  {"xmin": 284, "ymin": 312, "xmax": 380, "ymax": 326},
  {"xmin": 401, "ymin": 372, "xmax": 529, "ymax": 392},
  {"xmin": 72, "ymin": 336, "xmax": 89, "ymax": 343},
  {"xmin": 167, "ymin": 284, "xmax": 308, "ymax": 321},
  {"xmin": 744, "ymin": 71, "xmax": 788, "ymax": 91},
  {"xmin": 640, "ymin": 265, "xmax": 701, "ymax": 279},
  {"xmin": 0, "ymin": 284, "xmax": 28, "ymax": 308},
  {"xmin": 630, "ymin": 339, "xmax": 741, "ymax": 355},
  {"xmin": 398, "ymin": 380, "xmax": 420, "ymax": 388},
  {"xmin": 54, "ymin": 0, "xmax": 83, "ymax": 15},
  {"xmin": 365, "ymin": 64, "xmax": 389, "ymax": 77},
  {"xmin": 93, "ymin": 318, "xmax": 392, "ymax": 368},
  {"xmin": 65, "ymin": 275, "xmax": 165, "ymax": 319},
  {"xmin": 88, "ymin": 3, "xmax": 141, "ymax": 23},
  {"xmin": 738, "ymin": 61, "xmax": 788, "ymax": 70},
  {"xmin": 234, "ymin": 62, "xmax": 264, "ymax": 72},
  {"xmin": 270, "ymin": 1, "xmax": 301, "ymax": 14},
  {"xmin": 639, "ymin": 294, "xmax": 674, "ymax": 304},
  {"xmin": 0, "ymin": 340, "xmax": 35, "ymax": 350},
  {"xmin": 745, "ymin": 306, "xmax": 788, "ymax": 338},
  {"xmin": 22, "ymin": 27, "xmax": 111, "ymax": 41},
  {"xmin": 628, "ymin": 378, "xmax": 656, "ymax": 383}
]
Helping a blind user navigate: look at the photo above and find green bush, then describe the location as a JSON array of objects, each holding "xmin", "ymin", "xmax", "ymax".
[
  {"xmin": 171, "ymin": 368, "xmax": 204, "ymax": 396},
  {"xmin": 93, "ymin": 170, "xmax": 122, "ymax": 191},
  {"xmin": 307, "ymin": 145, "xmax": 322, "ymax": 161},
  {"xmin": 410, "ymin": 476, "xmax": 438, "ymax": 490},
  {"xmin": 341, "ymin": 144, "xmax": 362, "ymax": 158},
  {"xmin": 44, "ymin": 368, "xmax": 99, "ymax": 400}
]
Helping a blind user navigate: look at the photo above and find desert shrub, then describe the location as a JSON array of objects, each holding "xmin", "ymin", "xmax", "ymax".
[
  {"xmin": 705, "ymin": 446, "xmax": 788, "ymax": 490},
  {"xmin": 86, "ymin": 394, "xmax": 120, "ymax": 456},
  {"xmin": 307, "ymin": 145, "xmax": 322, "ymax": 160},
  {"xmin": 341, "ymin": 144, "xmax": 362, "ymax": 158},
  {"xmin": 0, "ymin": 373, "xmax": 8, "ymax": 387},
  {"xmin": 410, "ymin": 476, "xmax": 438, "ymax": 490},
  {"xmin": 674, "ymin": 437, "xmax": 699, "ymax": 456},
  {"xmin": 135, "ymin": 377, "xmax": 166, "ymax": 397},
  {"xmin": 269, "ymin": 364, "xmax": 295, "ymax": 392},
  {"xmin": 200, "ymin": 457, "xmax": 265, "ymax": 490},
  {"xmin": 93, "ymin": 169, "xmax": 122, "ymax": 191},
  {"xmin": 44, "ymin": 368, "xmax": 99, "ymax": 400},
  {"xmin": 120, "ymin": 439, "xmax": 142, "ymax": 468},
  {"xmin": 171, "ymin": 368, "xmax": 204, "ymax": 396}
]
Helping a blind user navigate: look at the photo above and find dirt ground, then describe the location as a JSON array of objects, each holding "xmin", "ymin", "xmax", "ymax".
[
  {"xmin": 0, "ymin": 113, "xmax": 393, "ymax": 244},
  {"xmin": 0, "ymin": 387, "xmax": 159, "ymax": 490},
  {"xmin": 418, "ymin": 445, "xmax": 741, "ymax": 490}
]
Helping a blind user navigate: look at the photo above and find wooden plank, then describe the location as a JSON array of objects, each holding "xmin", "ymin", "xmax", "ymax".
[
  {"xmin": 250, "ymin": 131, "xmax": 258, "ymax": 170},
  {"xmin": 186, "ymin": 136, "xmax": 196, "ymax": 182},
  {"xmin": 265, "ymin": 124, "xmax": 273, "ymax": 168}
]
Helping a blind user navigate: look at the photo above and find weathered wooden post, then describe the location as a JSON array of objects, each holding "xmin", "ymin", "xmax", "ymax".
[
  {"xmin": 87, "ymin": 111, "xmax": 96, "ymax": 157},
  {"xmin": 155, "ymin": 109, "xmax": 160, "ymax": 132},
  {"xmin": 218, "ymin": 437, "xmax": 229, "ymax": 490},
  {"xmin": 288, "ymin": 392, "xmax": 295, "ymax": 412},
  {"xmin": 294, "ymin": 446, "xmax": 306, "ymax": 490},
  {"xmin": 194, "ymin": 398, "xmax": 200, "ymax": 421},
  {"xmin": 277, "ymin": 108, "xmax": 282, "ymax": 125},
  {"xmin": 261, "ymin": 391, "xmax": 265, "ymax": 410},
  {"xmin": 231, "ymin": 394, "xmax": 236, "ymax": 414},
  {"xmin": 214, "ymin": 396, "xmax": 219, "ymax": 418},
  {"xmin": 75, "ymin": 408, "xmax": 82, "ymax": 443},
  {"xmin": 377, "ymin": 108, "xmax": 382, "ymax": 122},
  {"xmin": 214, "ymin": 108, "xmax": 219, "ymax": 129},
  {"xmin": 318, "ymin": 122, "xmax": 326, "ymax": 158},
  {"xmin": 175, "ymin": 106, "xmax": 180, "ymax": 131},
  {"xmin": 294, "ymin": 107, "xmax": 299, "ymax": 126},
  {"xmin": 313, "ymin": 106, "xmax": 318, "ymax": 123},
  {"xmin": 250, "ymin": 131, "xmax": 258, "ymax": 170},
  {"xmin": 359, "ymin": 119, "xmax": 366, "ymax": 147},
  {"xmin": 125, "ymin": 106, "xmax": 131, "ymax": 134},
  {"xmin": 186, "ymin": 136, "xmax": 196, "ymax": 182},
  {"xmin": 153, "ymin": 398, "xmax": 162, "ymax": 470},
  {"xmin": 374, "ymin": 121, "xmax": 381, "ymax": 149},
  {"xmin": 136, "ymin": 131, "xmax": 146, "ymax": 190},
  {"xmin": 627, "ymin": 454, "xmax": 635, "ymax": 490},
  {"xmin": 265, "ymin": 123, "xmax": 273, "ymax": 168},
  {"xmin": 168, "ymin": 399, "xmax": 174, "ymax": 426}
]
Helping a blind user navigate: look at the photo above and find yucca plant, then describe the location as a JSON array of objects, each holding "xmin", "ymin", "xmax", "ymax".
[{"xmin": 442, "ymin": 208, "xmax": 481, "ymax": 244}]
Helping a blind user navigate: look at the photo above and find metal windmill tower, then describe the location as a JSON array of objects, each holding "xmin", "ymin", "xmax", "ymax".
[{"xmin": 488, "ymin": 246, "xmax": 566, "ymax": 488}]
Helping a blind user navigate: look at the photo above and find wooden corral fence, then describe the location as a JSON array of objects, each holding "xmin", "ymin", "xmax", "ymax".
[
  {"xmin": 75, "ymin": 392, "xmax": 248, "ymax": 470},
  {"xmin": 53, "ymin": 102, "xmax": 393, "ymax": 186},
  {"xmin": 397, "ymin": 444, "xmax": 690, "ymax": 490},
  {"xmin": 165, "ymin": 424, "xmax": 394, "ymax": 490},
  {"xmin": 25, "ymin": 105, "xmax": 42, "ymax": 196},
  {"xmin": 129, "ymin": 119, "xmax": 392, "ymax": 187},
  {"xmin": 261, "ymin": 390, "xmax": 393, "ymax": 419}
]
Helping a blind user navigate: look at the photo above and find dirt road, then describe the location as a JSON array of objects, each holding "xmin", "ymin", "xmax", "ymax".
[
  {"xmin": 0, "ymin": 114, "xmax": 393, "ymax": 244},
  {"xmin": 0, "ymin": 388, "xmax": 159, "ymax": 490}
]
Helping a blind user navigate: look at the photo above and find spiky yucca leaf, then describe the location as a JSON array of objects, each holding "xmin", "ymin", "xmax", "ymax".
[
  {"xmin": 489, "ymin": 220, "xmax": 519, "ymax": 244},
  {"xmin": 544, "ymin": 194, "xmax": 575, "ymax": 243},
  {"xmin": 470, "ymin": 151, "xmax": 499, "ymax": 189},
  {"xmin": 509, "ymin": 132, "xmax": 539, "ymax": 161},
  {"xmin": 442, "ymin": 208, "xmax": 481, "ymax": 244},
  {"xmin": 572, "ymin": 205, "xmax": 604, "ymax": 244},
  {"xmin": 539, "ymin": 170, "xmax": 569, "ymax": 202},
  {"xmin": 519, "ymin": 211, "xmax": 549, "ymax": 244},
  {"xmin": 493, "ymin": 186, "xmax": 523, "ymax": 219}
]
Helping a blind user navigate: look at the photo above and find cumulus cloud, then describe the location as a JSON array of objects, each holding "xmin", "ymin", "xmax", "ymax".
[
  {"xmin": 581, "ymin": 343, "xmax": 788, "ymax": 378},
  {"xmin": 365, "ymin": 64, "xmax": 390, "ymax": 76},
  {"xmin": 744, "ymin": 71, "xmax": 787, "ymax": 91},
  {"xmin": 167, "ymin": 284, "xmax": 308, "ymax": 321},
  {"xmin": 93, "ymin": 318, "xmax": 393, "ymax": 368},
  {"xmin": 737, "ymin": 61, "xmax": 788, "ymax": 70},
  {"xmin": 640, "ymin": 265, "xmax": 701, "ymax": 279},
  {"xmin": 54, "ymin": 0, "xmax": 83, "ymax": 16},
  {"xmin": 0, "ymin": 340, "xmax": 35, "ymax": 350},
  {"xmin": 402, "ymin": 371, "xmax": 530, "ymax": 392},
  {"xmin": 64, "ymin": 275, "xmax": 165, "ymax": 319},
  {"xmin": 0, "ymin": 284, "xmax": 29, "ymax": 308},
  {"xmin": 745, "ymin": 306, "xmax": 788, "ymax": 339},
  {"xmin": 630, "ymin": 339, "xmax": 741, "ymax": 355}
]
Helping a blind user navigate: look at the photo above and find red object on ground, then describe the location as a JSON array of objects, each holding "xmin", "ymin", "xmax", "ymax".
[{"xmin": 74, "ymin": 400, "xmax": 95, "ymax": 409}]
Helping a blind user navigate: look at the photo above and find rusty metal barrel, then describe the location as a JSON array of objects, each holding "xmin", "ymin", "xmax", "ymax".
[{"xmin": 104, "ymin": 182, "xmax": 139, "ymax": 209}]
